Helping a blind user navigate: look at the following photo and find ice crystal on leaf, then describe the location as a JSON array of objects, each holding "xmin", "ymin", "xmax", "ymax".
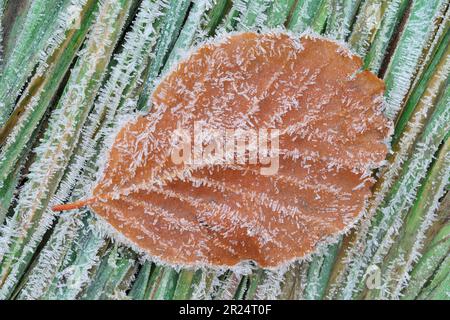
[{"xmin": 53, "ymin": 32, "xmax": 392, "ymax": 269}]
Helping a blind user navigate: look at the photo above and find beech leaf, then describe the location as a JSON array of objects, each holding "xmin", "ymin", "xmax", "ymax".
[{"xmin": 53, "ymin": 32, "xmax": 392, "ymax": 269}]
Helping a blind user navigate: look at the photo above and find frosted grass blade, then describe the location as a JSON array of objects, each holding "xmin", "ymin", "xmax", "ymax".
[
  {"xmin": 383, "ymin": 0, "xmax": 448, "ymax": 120},
  {"xmin": 137, "ymin": 0, "xmax": 190, "ymax": 110},
  {"xmin": 287, "ymin": 0, "xmax": 324, "ymax": 33},
  {"xmin": 238, "ymin": 0, "xmax": 271, "ymax": 29},
  {"xmin": 0, "ymin": 0, "xmax": 134, "ymax": 299},
  {"xmin": 0, "ymin": 0, "xmax": 98, "ymax": 193},
  {"xmin": 0, "ymin": 0, "xmax": 74, "ymax": 127},
  {"xmin": 363, "ymin": 0, "xmax": 409, "ymax": 73},
  {"xmin": 401, "ymin": 194, "xmax": 449, "ymax": 299},
  {"xmin": 16, "ymin": 0, "xmax": 166, "ymax": 299},
  {"xmin": 265, "ymin": 0, "xmax": 295, "ymax": 28},
  {"xmin": 366, "ymin": 137, "xmax": 450, "ymax": 299},
  {"xmin": 348, "ymin": 0, "xmax": 386, "ymax": 56}
]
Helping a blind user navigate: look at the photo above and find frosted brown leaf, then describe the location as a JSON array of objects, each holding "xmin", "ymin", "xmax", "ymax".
[{"xmin": 53, "ymin": 32, "xmax": 392, "ymax": 268}]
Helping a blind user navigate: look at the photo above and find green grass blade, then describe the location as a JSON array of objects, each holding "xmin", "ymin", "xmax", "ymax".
[
  {"xmin": 212, "ymin": 272, "xmax": 243, "ymax": 300},
  {"xmin": 1, "ymin": 0, "xmax": 32, "ymax": 67},
  {"xmin": 0, "ymin": 161, "xmax": 22, "ymax": 224},
  {"xmin": 278, "ymin": 264, "xmax": 308, "ymax": 299},
  {"xmin": 233, "ymin": 275, "xmax": 249, "ymax": 300},
  {"xmin": 48, "ymin": 228, "xmax": 106, "ymax": 300},
  {"xmin": 164, "ymin": 0, "xmax": 212, "ymax": 71},
  {"xmin": 363, "ymin": 0, "xmax": 409, "ymax": 73},
  {"xmin": 348, "ymin": 0, "xmax": 386, "ymax": 55},
  {"xmin": 238, "ymin": 0, "xmax": 271, "ymax": 29},
  {"xmin": 204, "ymin": 0, "xmax": 230, "ymax": 36},
  {"xmin": 310, "ymin": 0, "xmax": 332, "ymax": 33},
  {"xmin": 393, "ymin": 21, "xmax": 449, "ymax": 144},
  {"xmin": 136, "ymin": 0, "xmax": 191, "ymax": 110},
  {"xmin": 0, "ymin": 0, "xmax": 74, "ymax": 127},
  {"xmin": 172, "ymin": 269, "xmax": 202, "ymax": 299},
  {"xmin": 340, "ymin": 83, "xmax": 450, "ymax": 299},
  {"xmin": 303, "ymin": 241, "xmax": 341, "ymax": 300},
  {"xmin": 326, "ymin": 0, "xmax": 361, "ymax": 40},
  {"xmin": 222, "ymin": 0, "xmax": 247, "ymax": 31},
  {"xmin": 265, "ymin": 0, "xmax": 295, "ymax": 28},
  {"xmin": 326, "ymin": 6, "xmax": 449, "ymax": 300},
  {"xmin": 419, "ymin": 265, "xmax": 449, "ymax": 300},
  {"xmin": 146, "ymin": 266, "xmax": 179, "ymax": 300},
  {"xmin": 0, "ymin": 0, "xmax": 5, "ymax": 68},
  {"xmin": 288, "ymin": 0, "xmax": 324, "ymax": 33},
  {"xmin": 0, "ymin": 0, "xmax": 134, "ymax": 299},
  {"xmin": 129, "ymin": 262, "xmax": 152, "ymax": 300},
  {"xmin": 383, "ymin": 0, "xmax": 448, "ymax": 120},
  {"xmin": 15, "ymin": 0, "xmax": 166, "ymax": 300},
  {"xmin": 81, "ymin": 246, "xmax": 136, "ymax": 300},
  {"xmin": 98, "ymin": 250, "xmax": 136, "ymax": 300},
  {"xmin": 365, "ymin": 137, "xmax": 450, "ymax": 299},
  {"xmin": 243, "ymin": 269, "xmax": 264, "ymax": 299},
  {"xmin": 0, "ymin": 0, "xmax": 98, "ymax": 194},
  {"xmin": 401, "ymin": 196, "xmax": 450, "ymax": 300}
]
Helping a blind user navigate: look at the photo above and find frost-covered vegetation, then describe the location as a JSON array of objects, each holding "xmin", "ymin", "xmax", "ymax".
[{"xmin": 0, "ymin": 0, "xmax": 448, "ymax": 300}]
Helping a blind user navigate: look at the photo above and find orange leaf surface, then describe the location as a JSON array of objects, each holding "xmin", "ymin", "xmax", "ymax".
[{"xmin": 53, "ymin": 32, "xmax": 392, "ymax": 268}]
